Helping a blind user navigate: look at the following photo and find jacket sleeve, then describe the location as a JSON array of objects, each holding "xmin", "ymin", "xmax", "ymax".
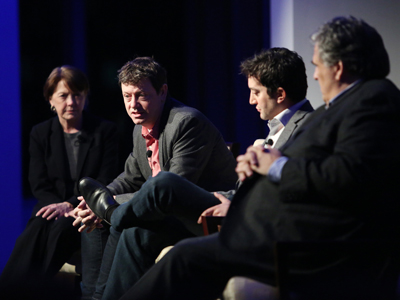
[
  {"xmin": 28, "ymin": 125, "xmax": 65, "ymax": 208},
  {"xmin": 163, "ymin": 114, "xmax": 219, "ymax": 183},
  {"xmin": 107, "ymin": 127, "xmax": 147, "ymax": 201}
]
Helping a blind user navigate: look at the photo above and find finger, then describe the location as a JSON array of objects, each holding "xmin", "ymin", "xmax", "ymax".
[
  {"xmin": 82, "ymin": 215, "xmax": 96, "ymax": 225},
  {"xmin": 69, "ymin": 209, "xmax": 79, "ymax": 219},
  {"xmin": 41, "ymin": 208, "xmax": 53, "ymax": 219},
  {"xmin": 236, "ymin": 162, "xmax": 253, "ymax": 180},
  {"xmin": 73, "ymin": 217, "xmax": 83, "ymax": 227},
  {"xmin": 46, "ymin": 211, "xmax": 58, "ymax": 220},
  {"xmin": 197, "ymin": 209, "xmax": 210, "ymax": 223},
  {"xmin": 212, "ymin": 209, "xmax": 222, "ymax": 216},
  {"xmin": 71, "ymin": 209, "xmax": 80, "ymax": 219},
  {"xmin": 77, "ymin": 208, "xmax": 91, "ymax": 217},
  {"xmin": 249, "ymin": 151, "xmax": 259, "ymax": 167},
  {"xmin": 86, "ymin": 224, "xmax": 98, "ymax": 234},
  {"xmin": 78, "ymin": 223, "xmax": 89, "ymax": 233},
  {"xmin": 77, "ymin": 200, "xmax": 87, "ymax": 209},
  {"xmin": 213, "ymin": 192, "xmax": 230, "ymax": 203},
  {"xmin": 197, "ymin": 214, "xmax": 207, "ymax": 224},
  {"xmin": 36, "ymin": 207, "xmax": 45, "ymax": 216},
  {"xmin": 238, "ymin": 171, "xmax": 246, "ymax": 182}
]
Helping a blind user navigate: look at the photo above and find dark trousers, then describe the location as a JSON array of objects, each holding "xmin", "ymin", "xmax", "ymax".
[
  {"xmin": 94, "ymin": 172, "xmax": 222, "ymax": 300},
  {"xmin": 81, "ymin": 225, "xmax": 110, "ymax": 299},
  {"xmin": 119, "ymin": 233, "xmax": 234, "ymax": 300},
  {"xmin": 0, "ymin": 215, "xmax": 80, "ymax": 300}
]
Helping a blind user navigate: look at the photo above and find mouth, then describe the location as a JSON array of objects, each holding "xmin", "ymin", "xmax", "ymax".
[{"xmin": 131, "ymin": 110, "xmax": 145, "ymax": 117}]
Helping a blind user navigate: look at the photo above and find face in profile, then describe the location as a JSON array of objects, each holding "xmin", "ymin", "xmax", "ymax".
[
  {"xmin": 49, "ymin": 80, "xmax": 86, "ymax": 123},
  {"xmin": 312, "ymin": 44, "xmax": 339, "ymax": 104},
  {"xmin": 121, "ymin": 78, "xmax": 167, "ymax": 129},
  {"xmin": 248, "ymin": 76, "xmax": 280, "ymax": 121}
]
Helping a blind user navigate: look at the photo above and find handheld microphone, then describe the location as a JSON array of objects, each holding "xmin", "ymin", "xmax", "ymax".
[
  {"xmin": 146, "ymin": 150, "xmax": 152, "ymax": 158},
  {"xmin": 266, "ymin": 139, "xmax": 273, "ymax": 146}
]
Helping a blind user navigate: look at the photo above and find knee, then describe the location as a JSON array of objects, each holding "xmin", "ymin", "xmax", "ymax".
[
  {"xmin": 141, "ymin": 172, "xmax": 179, "ymax": 196},
  {"xmin": 149, "ymin": 171, "xmax": 180, "ymax": 187},
  {"xmin": 167, "ymin": 237, "xmax": 199, "ymax": 259}
]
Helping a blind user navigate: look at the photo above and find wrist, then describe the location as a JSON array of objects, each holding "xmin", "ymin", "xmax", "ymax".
[{"xmin": 63, "ymin": 201, "xmax": 74, "ymax": 209}]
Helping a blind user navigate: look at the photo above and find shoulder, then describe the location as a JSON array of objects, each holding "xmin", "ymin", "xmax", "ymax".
[
  {"xmin": 298, "ymin": 99, "xmax": 314, "ymax": 113},
  {"xmin": 341, "ymin": 79, "xmax": 400, "ymax": 109},
  {"xmin": 30, "ymin": 116, "xmax": 58, "ymax": 136},
  {"xmin": 165, "ymin": 98, "xmax": 211, "ymax": 125}
]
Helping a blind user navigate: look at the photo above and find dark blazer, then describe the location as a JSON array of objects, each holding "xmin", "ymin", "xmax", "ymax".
[
  {"xmin": 274, "ymin": 100, "xmax": 314, "ymax": 149},
  {"xmin": 219, "ymin": 79, "xmax": 400, "ymax": 282},
  {"xmin": 218, "ymin": 100, "xmax": 314, "ymax": 199},
  {"xmin": 29, "ymin": 111, "xmax": 119, "ymax": 215},
  {"xmin": 108, "ymin": 98, "xmax": 238, "ymax": 203}
]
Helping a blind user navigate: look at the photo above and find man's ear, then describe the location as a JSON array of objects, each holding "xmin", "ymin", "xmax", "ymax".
[
  {"xmin": 334, "ymin": 61, "xmax": 344, "ymax": 81},
  {"xmin": 159, "ymin": 84, "xmax": 168, "ymax": 100},
  {"xmin": 276, "ymin": 87, "xmax": 286, "ymax": 104}
]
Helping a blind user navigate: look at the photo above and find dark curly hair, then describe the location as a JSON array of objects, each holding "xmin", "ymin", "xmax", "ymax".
[{"xmin": 240, "ymin": 48, "xmax": 307, "ymax": 103}]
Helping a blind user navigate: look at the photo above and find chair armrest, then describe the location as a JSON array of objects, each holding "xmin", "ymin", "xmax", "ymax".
[{"xmin": 201, "ymin": 216, "xmax": 225, "ymax": 235}]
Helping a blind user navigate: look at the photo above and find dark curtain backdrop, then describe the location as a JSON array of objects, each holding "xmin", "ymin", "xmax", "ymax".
[{"xmin": 20, "ymin": 0, "xmax": 270, "ymax": 198}]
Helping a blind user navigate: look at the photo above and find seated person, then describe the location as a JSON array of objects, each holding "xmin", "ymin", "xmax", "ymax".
[
  {"xmin": 0, "ymin": 66, "xmax": 119, "ymax": 300},
  {"xmin": 72, "ymin": 57, "xmax": 238, "ymax": 299},
  {"xmin": 76, "ymin": 48, "xmax": 314, "ymax": 300}
]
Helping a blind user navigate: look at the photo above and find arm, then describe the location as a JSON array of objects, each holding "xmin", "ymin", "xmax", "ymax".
[
  {"xmin": 28, "ymin": 125, "xmax": 66, "ymax": 208},
  {"xmin": 164, "ymin": 114, "xmax": 220, "ymax": 183},
  {"xmin": 106, "ymin": 126, "xmax": 147, "ymax": 201}
]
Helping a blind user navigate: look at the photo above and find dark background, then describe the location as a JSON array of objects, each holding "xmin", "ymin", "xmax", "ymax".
[{"xmin": 20, "ymin": 0, "xmax": 270, "ymax": 198}]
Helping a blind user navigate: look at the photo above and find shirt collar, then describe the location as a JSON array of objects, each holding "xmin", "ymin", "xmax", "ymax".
[
  {"xmin": 141, "ymin": 117, "xmax": 161, "ymax": 140},
  {"xmin": 268, "ymin": 98, "xmax": 308, "ymax": 129},
  {"xmin": 327, "ymin": 80, "xmax": 362, "ymax": 108}
]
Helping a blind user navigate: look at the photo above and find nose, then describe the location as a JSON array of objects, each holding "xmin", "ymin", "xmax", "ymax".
[
  {"xmin": 130, "ymin": 96, "xmax": 140, "ymax": 109},
  {"xmin": 66, "ymin": 95, "xmax": 76, "ymax": 106},
  {"xmin": 249, "ymin": 93, "xmax": 257, "ymax": 105},
  {"xmin": 313, "ymin": 68, "xmax": 318, "ymax": 81}
]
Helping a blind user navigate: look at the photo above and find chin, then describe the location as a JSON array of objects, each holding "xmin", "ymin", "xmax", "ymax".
[{"xmin": 132, "ymin": 119, "xmax": 146, "ymax": 126}]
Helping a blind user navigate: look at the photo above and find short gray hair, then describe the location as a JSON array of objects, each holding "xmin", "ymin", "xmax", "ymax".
[{"xmin": 311, "ymin": 16, "xmax": 389, "ymax": 79}]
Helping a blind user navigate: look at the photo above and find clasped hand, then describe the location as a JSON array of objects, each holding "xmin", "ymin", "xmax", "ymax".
[
  {"xmin": 235, "ymin": 145, "xmax": 281, "ymax": 182},
  {"xmin": 68, "ymin": 197, "xmax": 103, "ymax": 233}
]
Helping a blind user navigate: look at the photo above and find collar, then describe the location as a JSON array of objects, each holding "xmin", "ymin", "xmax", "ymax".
[
  {"xmin": 141, "ymin": 116, "xmax": 161, "ymax": 140},
  {"xmin": 268, "ymin": 98, "xmax": 308, "ymax": 129},
  {"xmin": 327, "ymin": 80, "xmax": 362, "ymax": 108}
]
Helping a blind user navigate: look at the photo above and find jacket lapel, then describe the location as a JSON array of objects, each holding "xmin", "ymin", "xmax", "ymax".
[
  {"xmin": 158, "ymin": 98, "xmax": 173, "ymax": 170},
  {"xmin": 275, "ymin": 101, "xmax": 313, "ymax": 149}
]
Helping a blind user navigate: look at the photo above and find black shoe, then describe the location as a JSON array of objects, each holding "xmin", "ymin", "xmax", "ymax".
[{"xmin": 78, "ymin": 177, "xmax": 118, "ymax": 225}]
